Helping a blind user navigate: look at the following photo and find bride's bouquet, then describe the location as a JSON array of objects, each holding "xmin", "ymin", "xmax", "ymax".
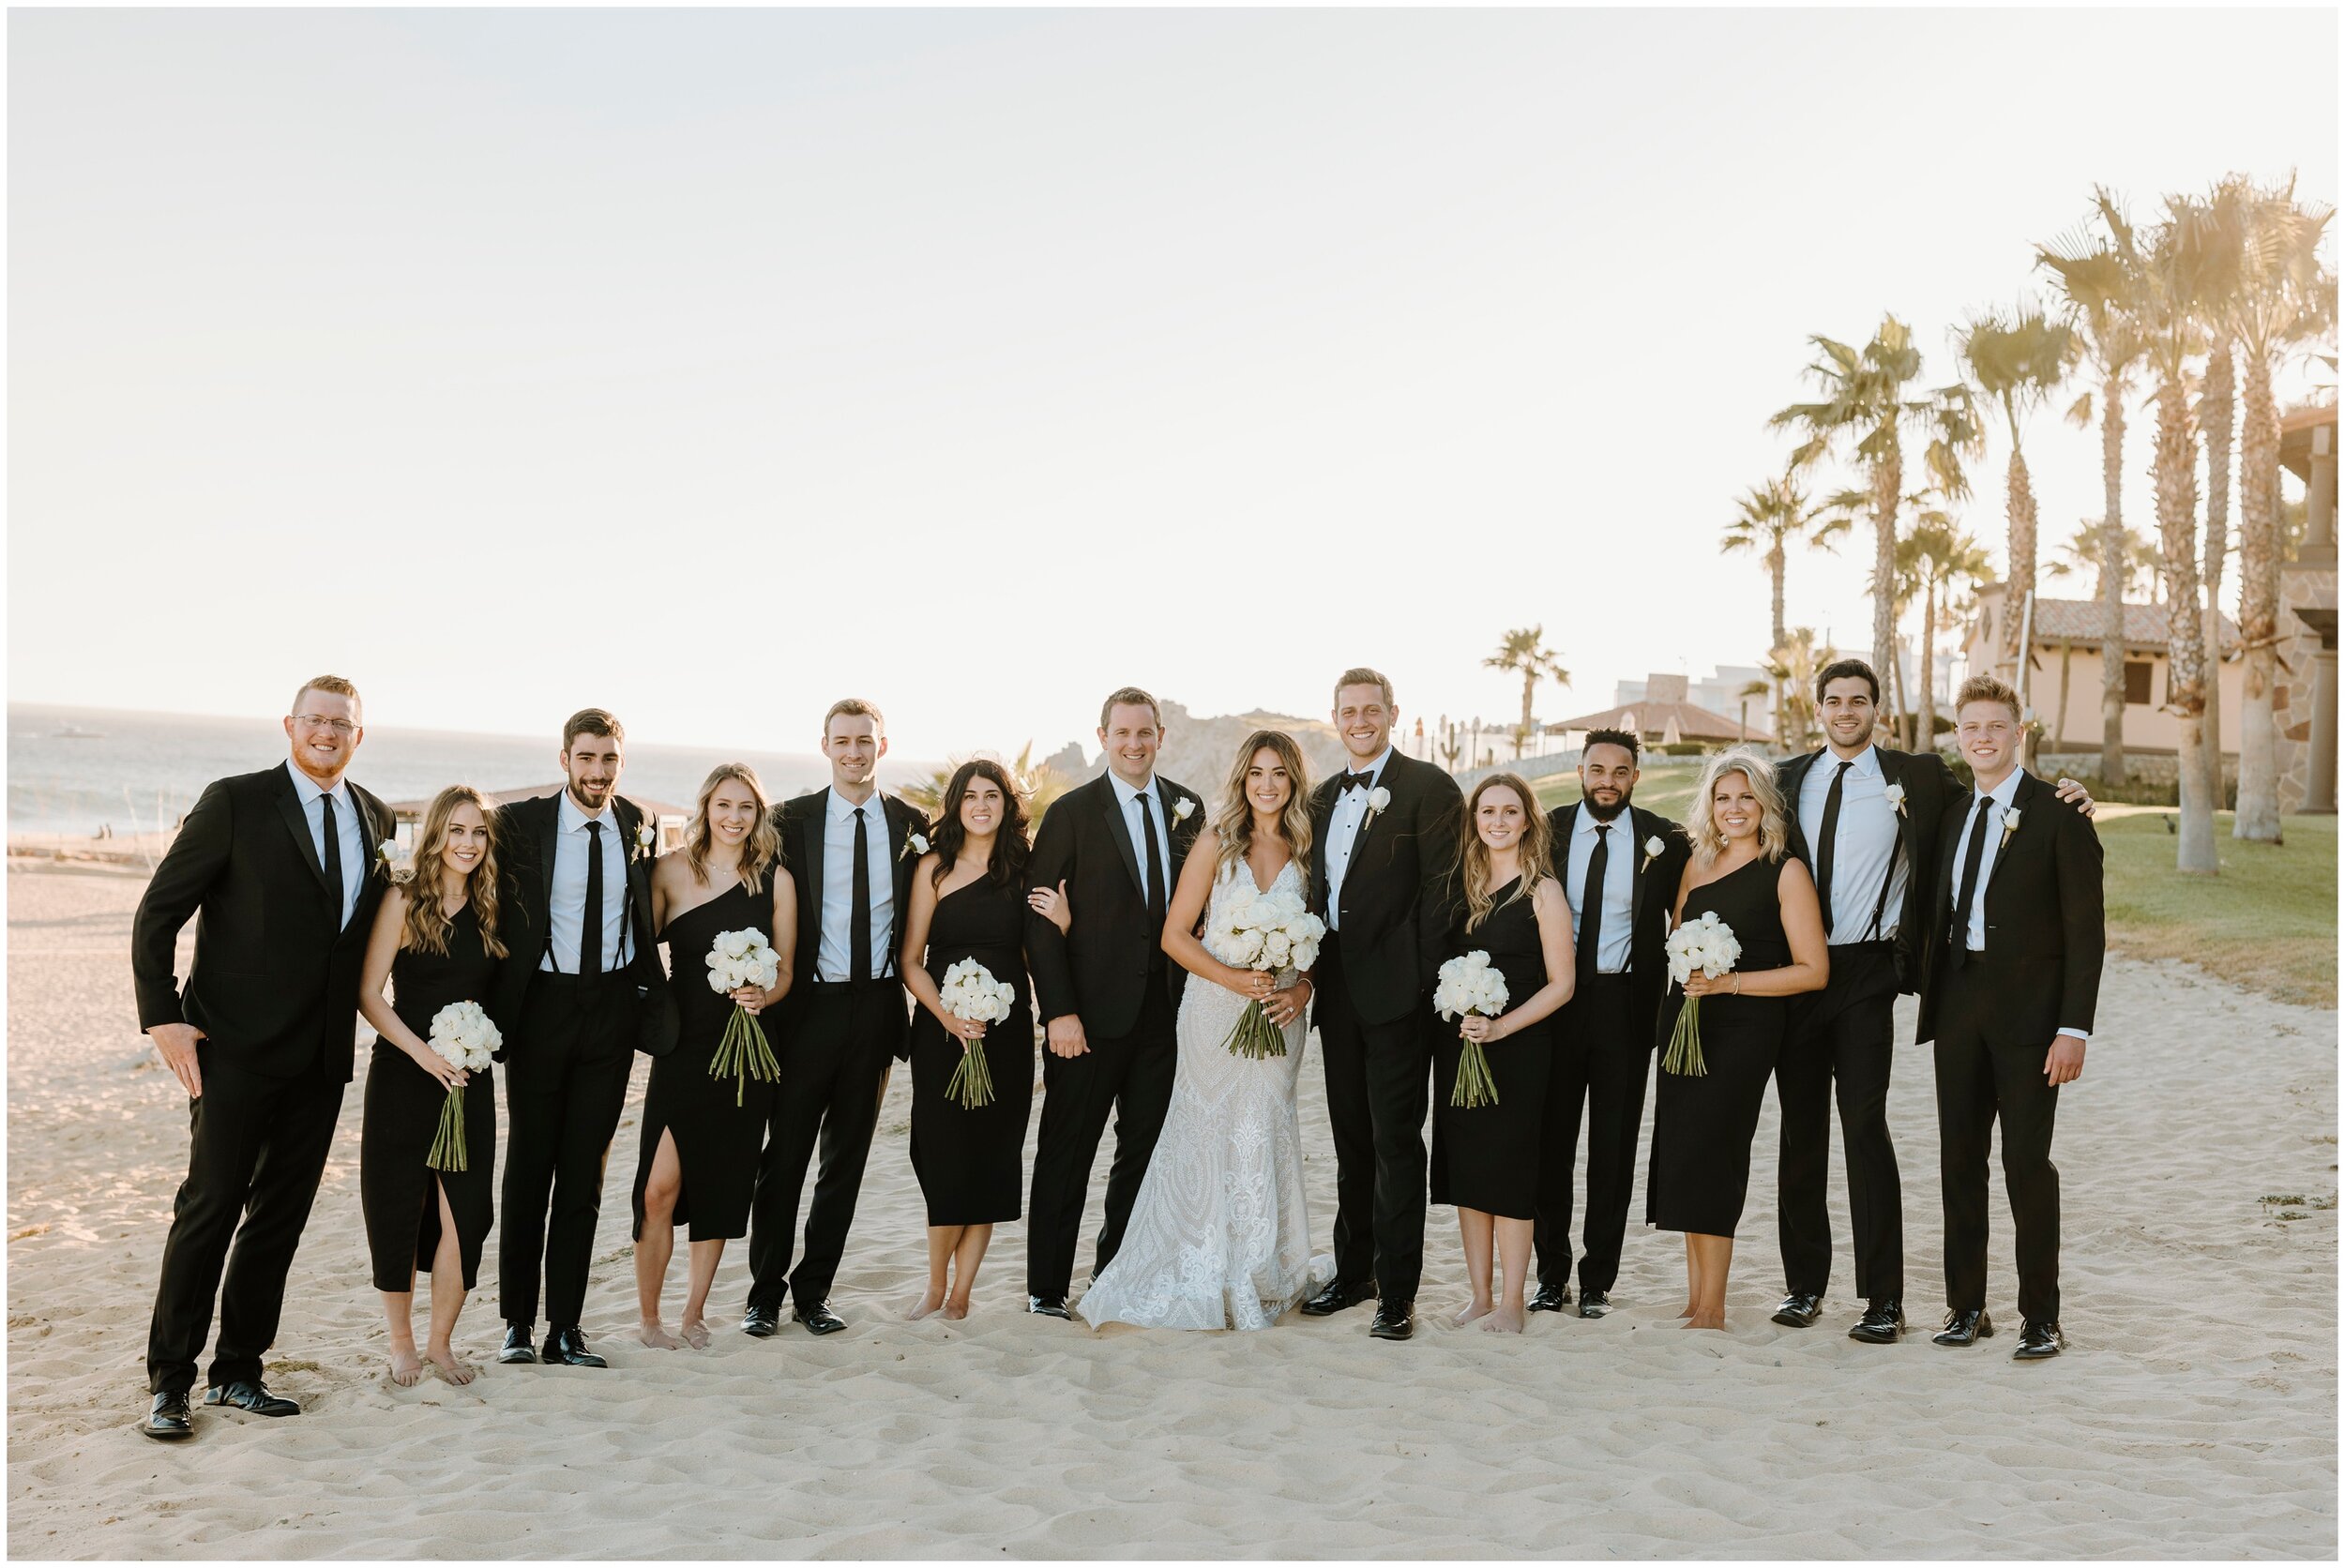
[
  {"xmin": 423, "ymin": 1002, "xmax": 499, "ymax": 1172},
  {"xmin": 1661, "ymin": 912, "xmax": 1742, "ymax": 1077},
  {"xmin": 1202, "ymin": 881, "xmax": 1326, "ymax": 1058},
  {"xmin": 1433, "ymin": 952, "xmax": 1508, "ymax": 1108},
  {"xmin": 937, "ymin": 959, "xmax": 1018, "ymax": 1108},
  {"xmin": 705, "ymin": 928, "xmax": 783, "ymax": 1107}
]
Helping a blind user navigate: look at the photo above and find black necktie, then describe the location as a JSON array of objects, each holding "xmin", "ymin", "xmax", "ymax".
[
  {"xmin": 851, "ymin": 807, "xmax": 872, "ymax": 984},
  {"xmin": 1578, "ymin": 822, "xmax": 1610, "ymax": 980},
  {"xmin": 319, "ymin": 792, "xmax": 344, "ymax": 928},
  {"xmin": 580, "ymin": 820, "xmax": 604, "ymax": 976},
  {"xmin": 1138, "ymin": 792, "xmax": 1166, "ymax": 927},
  {"xmin": 1813, "ymin": 759, "xmax": 1850, "ymax": 938},
  {"xmin": 1949, "ymin": 797, "xmax": 1992, "ymax": 971}
]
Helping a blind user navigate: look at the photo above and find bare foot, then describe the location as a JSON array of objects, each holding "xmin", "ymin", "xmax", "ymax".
[
  {"xmin": 387, "ymin": 1347, "xmax": 424, "ymax": 1387},
  {"xmin": 426, "ymin": 1347, "xmax": 477, "ymax": 1385},
  {"xmin": 939, "ymin": 1300, "xmax": 969, "ymax": 1321},
  {"xmin": 1481, "ymin": 1304, "xmax": 1525, "ymax": 1334},
  {"xmin": 906, "ymin": 1289, "xmax": 945, "ymax": 1321},
  {"xmin": 1678, "ymin": 1304, "xmax": 1696, "ymax": 1319},
  {"xmin": 678, "ymin": 1318, "xmax": 711, "ymax": 1349},
  {"xmin": 1451, "ymin": 1300, "xmax": 1492, "ymax": 1328},
  {"xmin": 1683, "ymin": 1308, "xmax": 1726, "ymax": 1331},
  {"xmin": 636, "ymin": 1320, "xmax": 681, "ymax": 1349}
]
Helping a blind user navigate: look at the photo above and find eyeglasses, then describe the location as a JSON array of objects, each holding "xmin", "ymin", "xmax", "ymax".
[{"xmin": 294, "ymin": 715, "xmax": 357, "ymax": 734}]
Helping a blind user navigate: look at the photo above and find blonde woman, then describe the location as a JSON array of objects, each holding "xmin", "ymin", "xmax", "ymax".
[
  {"xmin": 1079, "ymin": 731, "xmax": 1331, "ymax": 1331},
  {"xmin": 1431, "ymin": 774, "xmax": 1576, "ymax": 1334},
  {"xmin": 358, "ymin": 786, "xmax": 508, "ymax": 1387},
  {"xmin": 633, "ymin": 764, "xmax": 795, "ymax": 1349},
  {"xmin": 1648, "ymin": 747, "xmax": 1829, "ymax": 1330}
]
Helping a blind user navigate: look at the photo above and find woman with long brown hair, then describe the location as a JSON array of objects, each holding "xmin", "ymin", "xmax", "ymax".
[
  {"xmin": 634, "ymin": 763, "xmax": 795, "ymax": 1349},
  {"xmin": 357, "ymin": 785, "xmax": 508, "ymax": 1386}
]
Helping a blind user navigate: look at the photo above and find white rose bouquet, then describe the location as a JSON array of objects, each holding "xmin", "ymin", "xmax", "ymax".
[
  {"xmin": 1201, "ymin": 880, "xmax": 1326, "ymax": 1058},
  {"xmin": 937, "ymin": 958, "xmax": 1019, "ymax": 1108},
  {"xmin": 423, "ymin": 1001, "xmax": 500, "ymax": 1172},
  {"xmin": 1661, "ymin": 912, "xmax": 1743, "ymax": 1077},
  {"xmin": 1433, "ymin": 951, "xmax": 1509, "ymax": 1108},
  {"xmin": 705, "ymin": 928, "xmax": 783, "ymax": 1106}
]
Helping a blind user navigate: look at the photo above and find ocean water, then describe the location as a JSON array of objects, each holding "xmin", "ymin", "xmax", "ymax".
[{"xmin": 7, "ymin": 704, "xmax": 857, "ymax": 837}]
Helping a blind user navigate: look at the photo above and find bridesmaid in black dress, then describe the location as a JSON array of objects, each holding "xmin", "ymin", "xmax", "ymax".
[
  {"xmin": 634, "ymin": 764, "xmax": 795, "ymax": 1349},
  {"xmin": 1432, "ymin": 773, "xmax": 1577, "ymax": 1335},
  {"xmin": 1649, "ymin": 747, "xmax": 1828, "ymax": 1330},
  {"xmin": 900, "ymin": 759, "xmax": 1045, "ymax": 1321},
  {"xmin": 357, "ymin": 785, "xmax": 508, "ymax": 1387}
]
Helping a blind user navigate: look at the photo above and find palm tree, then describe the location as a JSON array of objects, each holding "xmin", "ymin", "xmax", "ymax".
[
  {"xmin": 1720, "ymin": 471, "xmax": 1851, "ymax": 746},
  {"xmin": 1764, "ymin": 626, "xmax": 1835, "ymax": 750},
  {"xmin": 1772, "ymin": 317, "xmax": 1981, "ymax": 739},
  {"xmin": 1485, "ymin": 626, "xmax": 1569, "ymax": 761},
  {"xmin": 2039, "ymin": 192, "xmax": 2151, "ymax": 784},
  {"xmin": 2046, "ymin": 520, "xmax": 2159, "ymax": 600},
  {"xmin": 1736, "ymin": 679, "xmax": 1771, "ymax": 748},
  {"xmin": 898, "ymin": 740, "xmax": 1076, "ymax": 825},
  {"xmin": 2213, "ymin": 173, "xmax": 2338, "ymax": 841},
  {"xmin": 1896, "ymin": 513, "xmax": 1994, "ymax": 749},
  {"xmin": 1957, "ymin": 300, "xmax": 2075, "ymax": 767}
]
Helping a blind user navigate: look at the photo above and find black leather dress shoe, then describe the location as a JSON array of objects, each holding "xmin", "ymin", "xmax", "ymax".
[
  {"xmin": 2012, "ymin": 1319, "xmax": 2065, "ymax": 1360},
  {"xmin": 204, "ymin": 1380, "xmax": 298, "ymax": 1417},
  {"xmin": 1770, "ymin": 1292, "xmax": 1823, "ymax": 1328},
  {"xmin": 542, "ymin": 1326, "xmax": 607, "ymax": 1367},
  {"xmin": 1026, "ymin": 1295, "xmax": 1072, "ymax": 1319},
  {"xmin": 1577, "ymin": 1290, "xmax": 1612, "ymax": 1319},
  {"xmin": 1848, "ymin": 1300, "xmax": 1904, "ymax": 1344},
  {"xmin": 1931, "ymin": 1308, "xmax": 1993, "ymax": 1347},
  {"xmin": 1369, "ymin": 1302, "xmax": 1414, "ymax": 1341},
  {"xmin": 1300, "ymin": 1278, "xmax": 1377, "ymax": 1318},
  {"xmin": 1527, "ymin": 1283, "xmax": 1570, "ymax": 1313},
  {"xmin": 498, "ymin": 1324, "xmax": 537, "ymax": 1364},
  {"xmin": 794, "ymin": 1303, "xmax": 848, "ymax": 1336},
  {"xmin": 742, "ymin": 1304, "xmax": 780, "ymax": 1338},
  {"xmin": 142, "ymin": 1391, "xmax": 193, "ymax": 1440}
]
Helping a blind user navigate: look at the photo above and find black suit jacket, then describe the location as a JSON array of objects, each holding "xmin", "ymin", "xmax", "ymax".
[
  {"xmin": 1308, "ymin": 751, "xmax": 1464, "ymax": 1025},
  {"xmin": 131, "ymin": 762, "xmax": 396, "ymax": 1082},
  {"xmin": 1775, "ymin": 745, "xmax": 1962, "ymax": 993},
  {"xmin": 1914, "ymin": 770, "xmax": 2106, "ymax": 1046},
  {"xmin": 491, "ymin": 792, "xmax": 665, "ymax": 1038},
  {"xmin": 1545, "ymin": 800, "xmax": 1690, "ymax": 1030},
  {"xmin": 1024, "ymin": 771, "xmax": 1206, "ymax": 1039},
  {"xmin": 772, "ymin": 787, "xmax": 926, "ymax": 991}
]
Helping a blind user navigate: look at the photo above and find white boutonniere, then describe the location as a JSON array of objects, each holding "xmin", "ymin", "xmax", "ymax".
[
  {"xmin": 377, "ymin": 837, "xmax": 402, "ymax": 872},
  {"xmin": 1366, "ymin": 786, "xmax": 1391, "ymax": 822},
  {"xmin": 1172, "ymin": 797, "xmax": 1196, "ymax": 823},
  {"xmin": 1999, "ymin": 806, "xmax": 2021, "ymax": 846},
  {"xmin": 1642, "ymin": 834, "xmax": 1666, "ymax": 871},
  {"xmin": 634, "ymin": 821, "xmax": 656, "ymax": 852},
  {"xmin": 1883, "ymin": 782, "xmax": 1907, "ymax": 818},
  {"xmin": 901, "ymin": 831, "xmax": 930, "ymax": 860}
]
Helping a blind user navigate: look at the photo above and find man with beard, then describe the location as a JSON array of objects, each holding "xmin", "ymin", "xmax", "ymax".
[{"xmin": 1530, "ymin": 729, "xmax": 1687, "ymax": 1318}]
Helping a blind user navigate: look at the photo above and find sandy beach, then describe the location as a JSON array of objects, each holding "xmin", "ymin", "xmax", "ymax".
[{"xmin": 6, "ymin": 860, "xmax": 2335, "ymax": 1559}]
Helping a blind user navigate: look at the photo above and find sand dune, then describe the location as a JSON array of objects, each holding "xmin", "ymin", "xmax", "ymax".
[{"xmin": 7, "ymin": 863, "xmax": 2335, "ymax": 1558}]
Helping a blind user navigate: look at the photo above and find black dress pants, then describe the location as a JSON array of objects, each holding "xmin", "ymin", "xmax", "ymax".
[
  {"xmin": 498, "ymin": 972, "xmax": 637, "ymax": 1330},
  {"xmin": 1774, "ymin": 941, "xmax": 1905, "ymax": 1302},
  {"xmin": 146, "ymin": 1053, "xmax": 345, "ymax": 1395},
  {"xmin": 1534, "ymin": 973, "xmax": 1650, "ymax": 1297},
  {"xmin": 1933, "ymin": 958, "xmax": 2063, "ymax": 1322},
  {"xmin": 747, "ymin": 981, "xmax": 900, "ymax": 1314},
  {"xmin": 1314, "ymin": 935, "xmax": 1434, "ymax": 1304},
  {"xmin": 1024, "ymin": 985, "xmax": 1176, "ymax": 1301}
]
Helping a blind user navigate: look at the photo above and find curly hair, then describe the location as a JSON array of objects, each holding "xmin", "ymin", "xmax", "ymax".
[
  {"xmin": 1685, "ymin": 746, "xmax": 1792, "ymax": 869},
  {"xmin": 928, "ymin": 758, "xmax": 1032, "ymax": 890},
  {"xmin": 1210, "ymin": 730, "xmax": 1314, "ymax": 882},
  {"xmin": 395, "ymin": 785, "xmax": 507, "ymax": 959}
]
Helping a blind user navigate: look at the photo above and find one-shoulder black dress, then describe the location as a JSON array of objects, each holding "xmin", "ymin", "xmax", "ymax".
[
  {"xmin": 908, "ymin": 877, "xmax": 1036, "ymax": 1227},
  {"xmin": 360, "ymin": 902, "xmax": 499, "ymax": 1292},
  {"xmin": 1647, "ymin": 854, "xmax": 1793, "ymax": 1237},
  {"xmin": 1430, "ymin": 878, "xmax": 1556, "ymax": 1220},
  {"xmin": 633, "ymin": 879, "xmax": 778, "ymax": 1243}
]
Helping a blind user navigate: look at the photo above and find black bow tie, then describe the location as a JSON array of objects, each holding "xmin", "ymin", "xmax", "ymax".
[{"xmin": 1340, "ymin": 773, "xmax": 1375, "ymax": 794}]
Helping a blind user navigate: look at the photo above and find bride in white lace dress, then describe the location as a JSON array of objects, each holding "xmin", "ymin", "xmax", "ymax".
[{"xmin": 1081, "ymin": 731, "xmax": 1334, "ymax": 1331}]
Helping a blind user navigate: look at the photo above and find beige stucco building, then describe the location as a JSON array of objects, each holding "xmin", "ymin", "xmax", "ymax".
[{"xmin": 1965, "ymin": 587, "xmax": 2244, "ymax": 756}]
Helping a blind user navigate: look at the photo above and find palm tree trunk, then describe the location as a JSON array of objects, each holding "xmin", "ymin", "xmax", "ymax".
[
  {"xmin": 2006, "ymin": 445, "xmax": 2040, "ymax": 769},
  {"xmin": 1516, "ymin": 671, "xmax": 1534, "ymax": 761},
  {"xmin": 1769, "ymin": 549, "xmax": 1789, "ymax": 750},
  {"xmin": 2055, "ymin": 636, "xmax": 2074, "ymax": 753},
  {"xmin": 2201, "ymin": 341, "xmax": 2234, "ymax": 811},
  {"xmin": 1919, "ymin": 573, "xmax": 1940, "ymax": 749},
  {"xmin": 2234, "ymin": 351, "xmax": 2284, "ymax": 840},
  {"xmin": 2153, "ymin": 374, "xmax": 2216, "ymax": 874},
  {"xmin": 1871, "ymin": 445, "xmax": 1903, "ymax": 741},
  {"xmin": 2099, "ymin": 391, "xmax": 2128, "ymax": 783}
]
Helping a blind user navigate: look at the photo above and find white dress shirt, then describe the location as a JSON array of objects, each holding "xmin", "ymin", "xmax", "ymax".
[
  {"xmin": 541, "ymin": 790, "xmax": 634, "ymax": 973},
  {"xmin": 1797, "ymin": 745, "xmax": 1907, "ymax": 944},
  {"xmin": 1952, "ymin": 769, "xmax": 2088, "ymax": 1042},
  {"xmin": 816, "ymin": 789, "xmax": 898, "ymax": 983},
  {"xmin": 1112, "ymin": 775, "xmax": 1174, "ymax": 909},
  {"xmin": 285, "ymin": 760, "xmax": 364, "ymax": 931},
  {"xmin": 1565, "ymin": 807, "xmax": 1636, "ymax": 974},
  {"xmin": 1324, "ymin": 747, "xmax": 1391, "ymax": 931}
]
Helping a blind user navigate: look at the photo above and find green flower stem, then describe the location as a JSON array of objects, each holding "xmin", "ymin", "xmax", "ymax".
[
  {"xmin": 1450, "ymin": 1032, "xmax": 1500, "ymax": 1108},
  {"xmin": 425, "ymin": 1085, "xmax": 468, "ymax": 1172},
  {"xmin": 946, "ymin": 1029, "xmax": 995, "ymax": 1108},
  {"xmin": 1662, "ymin": 994, "xmax": 1708, "ymax": 1077}
]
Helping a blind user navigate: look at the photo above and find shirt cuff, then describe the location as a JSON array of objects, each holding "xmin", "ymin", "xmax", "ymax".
[{"xmin": 2055, "ymin": 1027, "xmax": 2090, "ymax": 1042}]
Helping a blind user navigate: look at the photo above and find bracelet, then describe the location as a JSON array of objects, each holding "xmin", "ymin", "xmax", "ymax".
[{"xmin": 1732, "ymin": 973, "xmax": 1742, "ymax": 995}]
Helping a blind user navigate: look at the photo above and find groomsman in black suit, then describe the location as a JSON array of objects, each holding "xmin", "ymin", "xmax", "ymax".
[
  {"xmin": 1530, "ymin": 729, "xmax": 1688, "ymax": 1319},
  {"xmin": 492, "ymin": 709, "xmax": 662, "ymax": 1368},
  {"xmin": 1916, "ymin": 674, "xmax": 2102, "ymax": 1360},
  {"xmin": 1770, "ymin": 659, "xmax": 2093, "ymax": 1343},
  {"xmin": 744, "ymin": 699, "xmax": 925, "ymax": 1336},
  {"xmin": 131, "ymin": 675, "xmax": 394, "ymax": 1439},
  {"xmin": 1301, "ymin": 668, "xmax": 1463, "ymax": 1341},
  {"xmin": 1022, "ymin": 686, "xmax": 1205, "ymax": 1319}
]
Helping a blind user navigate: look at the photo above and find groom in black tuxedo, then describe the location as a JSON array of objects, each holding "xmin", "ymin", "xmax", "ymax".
[
  {"xmin": 1302, "ymin": 668, "xmax": 1462, "ymax": 1341},
  {"xmin": 131, "ymin": 675, "xmax": 394, "ymax": 1440},
  {"xmin": 1022, "ymin": 686, "xmax": 1205, "ymax": 1318}
]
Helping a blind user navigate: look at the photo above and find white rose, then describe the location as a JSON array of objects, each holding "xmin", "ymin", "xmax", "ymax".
[
  {"xmin": 1172, "ymin": 797, "xmax": 1196, "ymax": 822},
  {"xmin": 1643, "ymin": 835, "xmax": 1665, "ymax": 861},
  {"xmin": 909, "ymin": 832, "xmax": 930, "ymax": 854},
  {"xmin": 636, "ymin": 822, "xmax": 655, "ymax": 849},
  {"xmin": 2001, "ymin": 807, "xmax": 2022, "ymax": 834},
  {"xmin": 1367, "ymin": 787, "xmax": 1391, "ymax": 816},
  {"xmin": 1883, "ymin": 782, "xmax": 1907, "ymax": 815}
]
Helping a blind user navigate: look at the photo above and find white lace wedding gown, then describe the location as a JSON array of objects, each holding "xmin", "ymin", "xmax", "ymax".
[{"xmin": 1079, "ymin": 859, "xmax": 1333, "ymax": 1331}]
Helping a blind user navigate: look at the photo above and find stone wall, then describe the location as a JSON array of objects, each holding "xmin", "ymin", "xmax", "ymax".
[{"xmin": 2275, "ymin": 562, "xmax": 2337, "ymax": 814}]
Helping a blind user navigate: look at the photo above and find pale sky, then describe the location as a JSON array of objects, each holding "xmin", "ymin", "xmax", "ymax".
[{"xmin": 10, "ymin": 8, "xmax": 2337, "ymax": 760}]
